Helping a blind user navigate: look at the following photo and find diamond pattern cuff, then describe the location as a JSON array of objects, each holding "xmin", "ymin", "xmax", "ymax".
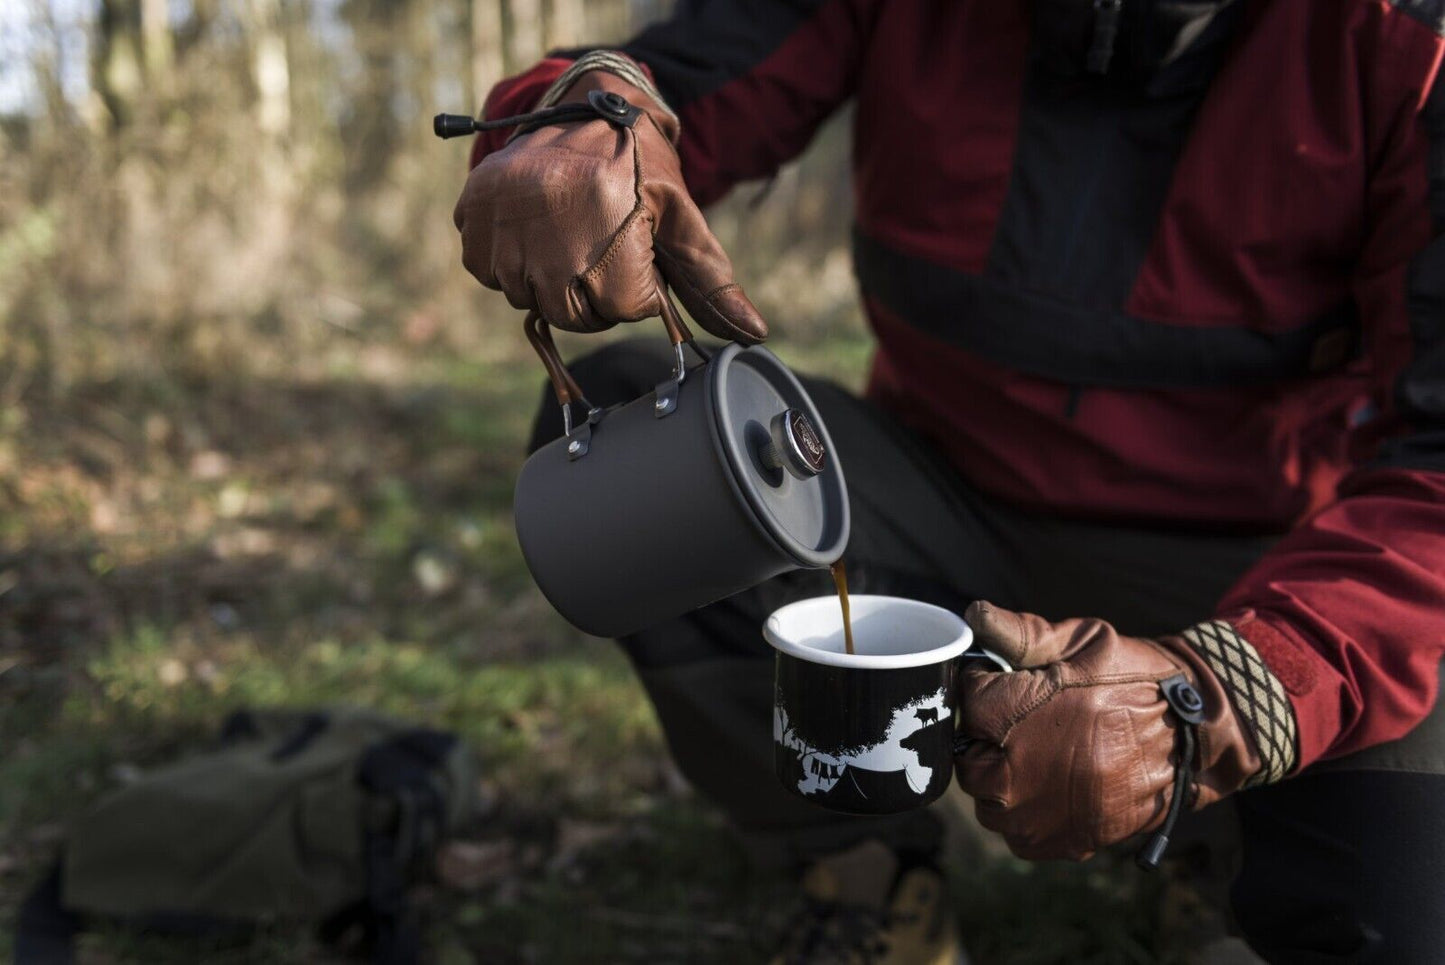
[{"xmin": 1180, "ymin": 620, "xmax": 1299, "ymax": 786}]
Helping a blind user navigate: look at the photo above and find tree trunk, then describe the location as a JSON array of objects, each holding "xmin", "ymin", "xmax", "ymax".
[
  {"xmin": 504, "ymin": 0, "xmax": 543, "ymax": 73},
  {"xmin": 544, "ymin": 0, "xmax": 586, "ymax": 51},
  {"xmin": 139, "ymin": 0, "xmax": 174, "ymax": 88},
  {"xmin": 247, "ymin": 0, "xmax": 292, "ymax": 140},
  {"xmin": 471, "ymin": 0, "xmax": 505, "ymax": 110},
  {"xmin": 92, "ymin": 0, "xmax": 143, "ymax": 128}
]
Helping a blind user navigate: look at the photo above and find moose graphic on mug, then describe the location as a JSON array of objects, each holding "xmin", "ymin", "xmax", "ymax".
[{"xmin": 773, "ymin": 688, "xmax": 951, "ymax": 799}]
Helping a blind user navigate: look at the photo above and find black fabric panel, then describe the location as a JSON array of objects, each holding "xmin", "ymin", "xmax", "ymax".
[
  {"xmin": 1373, "ymin": 430, "xmax": 1445, "ymax": 470},
  {"xmin": 613, "ymin": 0, "xmax": 831, "ymax": 107},
  {"xmin": 1233, "ymin": 770, "xmax": 1445, "ymax": 963},
  {"xmin": 987, "ymin": 6, "xmax": 1238, "ymax": 307},
  {"xmin": 1375, "ymin": 71, "xmax": 1445, "ymax": 471},
  {"xmin": 1390, "ymin": 0, "xmax": 1445, "ymax": 37},
  {"xmin": 855, "ymin": 229, "xmax": 1362, "ymax": 388},
  {"xmin": 987, "ymin": 2, "xmax": 1242, "ymax": 308}
]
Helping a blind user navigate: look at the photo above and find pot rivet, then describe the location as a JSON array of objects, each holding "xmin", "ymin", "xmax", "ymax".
[{"xmin": 567, "ymin": 439, "xmax": 582, "ymax": 455}]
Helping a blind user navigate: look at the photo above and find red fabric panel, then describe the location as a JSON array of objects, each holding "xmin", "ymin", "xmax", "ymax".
[
  {"xmin": 1127, "ymin": 0, "xmax": 1435, "ymax": 331},
  {"xmin": 1128, "ymin": 0, "xmax": 1368, "ymax": 328},
  {"xmin": 467, "ymin": 58, "xmax": 572, "ymax": 169},
  {"xmin": 852, "ymin": 0, "xmax": 1030, "ymax": 272},
  {"xmin": 669, "ymin": 0, "xmax": 877, "ymax": 207}
]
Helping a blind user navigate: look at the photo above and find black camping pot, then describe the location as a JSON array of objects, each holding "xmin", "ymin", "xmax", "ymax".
[{"xmin": 513, "ymin": 296, "xmax": 850, "ymax": 638}]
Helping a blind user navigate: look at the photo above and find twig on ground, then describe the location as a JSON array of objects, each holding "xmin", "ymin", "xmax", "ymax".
[{"xmin": 583, "ymin": 906, "xmax": 747, "ymax": 941}]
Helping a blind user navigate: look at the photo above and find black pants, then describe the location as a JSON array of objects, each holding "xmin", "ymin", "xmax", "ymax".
[{"xmin": 529, "ymin": 340, "xmax": 1445, "ymax": 964}]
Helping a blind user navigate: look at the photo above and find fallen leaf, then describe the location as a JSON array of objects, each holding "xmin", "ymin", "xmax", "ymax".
[
  {"xmin": 109, "ymin": 763, "xmax": 144, "ymax": 785},
  {"xmin": 549, "ymin": 819, "xmax": 624, "ymax": 872},
  {"xmin": 189, "ymin": 450, "xmax": 231, "ymax": 480},
  {"xmin": 436, "ymin": 839, "xmax": 515, "ymax": 891},
  {"xmin": 158, "ymin": 658, "xmax": 188, "ymax": 687},
  {"xmin": 412, "ymin": 551, "xmax": 457, "ymax": 597}
]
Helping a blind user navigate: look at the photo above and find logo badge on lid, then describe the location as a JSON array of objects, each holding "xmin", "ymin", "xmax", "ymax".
[{"xmin": 786, "ymin": 409, "xmax": 826, "ymax": 475}]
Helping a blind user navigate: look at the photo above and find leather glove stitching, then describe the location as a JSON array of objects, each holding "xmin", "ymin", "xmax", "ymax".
[
  {"xmin": 582, "ymin": 206, "xmax": 651, "ymax": 279},
  {"xmin": 651, "ymin": 246, "xmax": 754, "ymax": 343},
  {"xmin": 706, "ymin": 282, "xmax": 744, "ymax": 301},
  {"xmin": 1014, "ymin": 609, "xmax": 1033, "ymax": 666},
  {"xmin": 630, "ymin": 130, "xmax": 649, "ymax": 207},
  {"xmin": 1060, "ymin": 669, "xmax": 1183, "ymax": 688},
  {"xmin": 994, "ymin": 679, "xmax": 1063, "ymax": 742}
]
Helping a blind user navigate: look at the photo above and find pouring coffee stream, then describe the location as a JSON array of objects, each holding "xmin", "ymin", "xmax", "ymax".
[{"xmin": 831, "ymin": 559, "xmax": 856, "ymax": 656}]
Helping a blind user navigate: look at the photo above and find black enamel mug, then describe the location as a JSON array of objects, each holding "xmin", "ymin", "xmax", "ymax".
[{"xmin": 765, "ymin": 595, "xmax": 1010, "ymax": 815}]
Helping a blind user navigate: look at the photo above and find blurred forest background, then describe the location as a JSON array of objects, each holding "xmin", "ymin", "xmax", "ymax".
[{"xmin": 0, "ymin": 1, "xmax": 1184, "ymax": 961}]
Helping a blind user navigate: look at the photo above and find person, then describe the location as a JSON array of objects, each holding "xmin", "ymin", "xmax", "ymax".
[{"xmin": 451, "ymin": 0, "xmax": 1445, "ymax": 961}]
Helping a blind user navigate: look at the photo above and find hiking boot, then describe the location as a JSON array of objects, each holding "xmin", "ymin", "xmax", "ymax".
[{"xmin": 770, "ymin": 839, "xmax": 968, "ymax": 965}]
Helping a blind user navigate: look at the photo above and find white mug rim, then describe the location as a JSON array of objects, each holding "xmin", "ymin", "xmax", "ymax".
[{"xmin": 764, "ymin": 594, "xmax": 1002, "ymax": 670}]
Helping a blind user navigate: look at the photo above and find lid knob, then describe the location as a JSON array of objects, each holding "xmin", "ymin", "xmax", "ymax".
[{"xmin": 760, "ymin": 409, "xmax": 826, "ymax": 479}]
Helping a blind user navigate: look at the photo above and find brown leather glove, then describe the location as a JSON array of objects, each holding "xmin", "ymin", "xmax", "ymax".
[
  {"xmin": 954, "ymin": 602, "xmax": 1299, "ymax": 863},
  {"xmin": 453, "ymin": 56, "xmax": 766, "ymax": 342}
]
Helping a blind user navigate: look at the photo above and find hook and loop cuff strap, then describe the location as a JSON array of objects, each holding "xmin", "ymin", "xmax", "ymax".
[
  {"xmin": 533, "ymin": 50, "xmax": 680, "ymax": 135},
  {"xmin": 1179, "ymin": 620, "xmax": 1300, "ymax": 786}
]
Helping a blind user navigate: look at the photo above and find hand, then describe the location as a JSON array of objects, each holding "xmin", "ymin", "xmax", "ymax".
[
  {"xmin": 452, "ymin": 63, "xmax": 766, "ymax": 343},
  {"xmin": 953, "ymin": 602, "xmax": 1297, "ymax": 861}
]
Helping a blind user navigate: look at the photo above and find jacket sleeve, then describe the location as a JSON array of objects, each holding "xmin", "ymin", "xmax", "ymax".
[
  {"xmin": 1214, "ymin": 33, "xmax": 1445, "ymax": 770},
  {"xmin": 469, "ymin": 0, "xmax": 878, "ymax": 205}
]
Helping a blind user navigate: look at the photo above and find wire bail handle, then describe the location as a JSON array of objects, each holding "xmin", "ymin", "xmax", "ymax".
[{"xmin": 522, "ymin": 286, "xmax": 711, "ymax": 461}]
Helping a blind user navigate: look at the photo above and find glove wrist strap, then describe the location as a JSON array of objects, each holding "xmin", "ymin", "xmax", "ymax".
[{"xmin": 536, "ymin": 50, "xmax": 679, "ymax": 133}]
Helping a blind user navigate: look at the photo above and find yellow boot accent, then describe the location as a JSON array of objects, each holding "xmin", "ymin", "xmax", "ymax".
[{"xmin": 771, "ymin": 840, "xmax": 968, "ymax": 965}]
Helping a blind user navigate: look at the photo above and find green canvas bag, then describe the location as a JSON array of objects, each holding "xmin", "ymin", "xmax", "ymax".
[{"xmin": 17, "ymin": 707, "xmax": 478, "ymax": 964}]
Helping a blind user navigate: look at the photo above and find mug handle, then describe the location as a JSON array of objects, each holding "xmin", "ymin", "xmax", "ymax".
[
  {"xmin": 952, "ymin": 648, "xmax": 1011, "ymax": 756},
  {"xmin": 522, "ymin": 282, "xmax": 711, "ymax": 448},
  {"xmin": 959, "ymin": 648, "xmax": 1013, "ymax": 673}
]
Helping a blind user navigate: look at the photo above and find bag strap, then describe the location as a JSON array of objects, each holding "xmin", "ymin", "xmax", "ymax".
[
  {"xmin": 268, "ymin": 712, "xmax": 331, "ymax": 762},
  {"xmin": 357, "ymin": 729, "xmax": 457, "ymax": 965},
  {"xmin": 15, "ymin": 860, "xmax": 80, "ymax": 965}
]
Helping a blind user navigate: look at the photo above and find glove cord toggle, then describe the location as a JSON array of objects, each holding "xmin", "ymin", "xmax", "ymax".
[
  {"xmin": 1136, "ymin": 674, "xmax": 1206, "ymax": 871},
  {"xmin": 434, "ymin": 90, "xmax": 643, "ymax": 141}
]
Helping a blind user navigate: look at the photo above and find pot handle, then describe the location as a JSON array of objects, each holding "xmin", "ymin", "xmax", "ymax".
[{"xmin": 522, "ymin": 284, "xmax": 712, "ymax": 450}]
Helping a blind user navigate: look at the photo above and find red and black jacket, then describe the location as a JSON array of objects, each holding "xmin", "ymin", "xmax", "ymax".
[{"xmin": 473, "ymin": 0, "xmax": 1445, "ymax": 771}]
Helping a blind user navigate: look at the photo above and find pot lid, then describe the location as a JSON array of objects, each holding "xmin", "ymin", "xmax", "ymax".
[{"xmin": 705, "ymin": 344, "xmax": 850, "ymax": 568}]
